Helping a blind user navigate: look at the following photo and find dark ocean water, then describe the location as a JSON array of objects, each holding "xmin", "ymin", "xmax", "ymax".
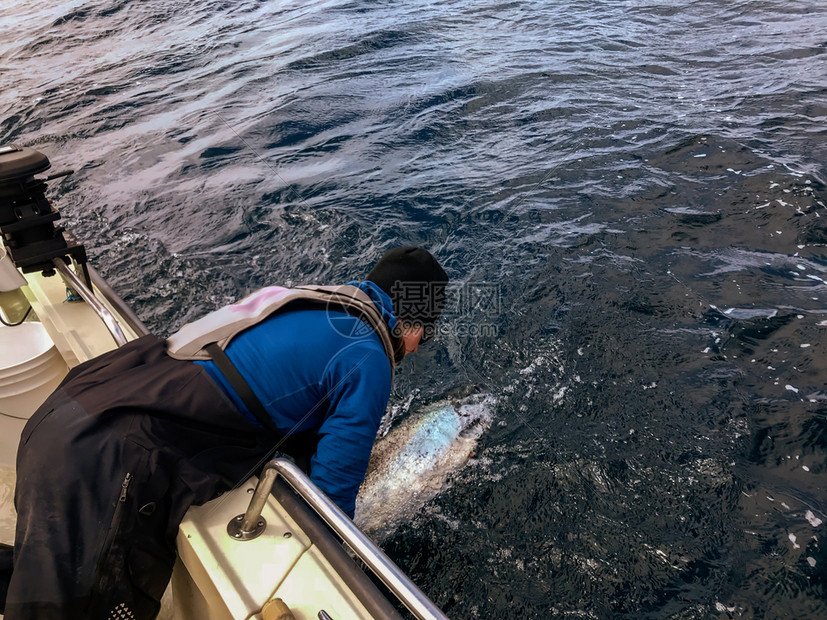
[{"xmin": 2, "ymin": 0, "xmax": 826, "ymax": 617}]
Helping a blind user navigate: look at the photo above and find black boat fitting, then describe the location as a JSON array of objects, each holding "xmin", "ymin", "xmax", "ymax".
[{"xmin": 0, "ymin": 144, "xmax": 86, "ymax": 283}]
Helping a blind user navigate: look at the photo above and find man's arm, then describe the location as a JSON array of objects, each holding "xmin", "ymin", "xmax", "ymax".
[{"xmin": 309, "ymin": 343, "xmax": 393, "ymax": 518}]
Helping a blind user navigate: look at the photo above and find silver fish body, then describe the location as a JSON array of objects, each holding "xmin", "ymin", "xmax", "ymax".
[{"xmin": 354, "ymin": 394, "xmax": 494, "ymax": 539}]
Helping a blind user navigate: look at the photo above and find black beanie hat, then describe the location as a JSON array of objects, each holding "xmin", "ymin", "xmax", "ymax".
[{"xmin": 367, "ymin": 246, "xmax": 449, "ymax": 341}]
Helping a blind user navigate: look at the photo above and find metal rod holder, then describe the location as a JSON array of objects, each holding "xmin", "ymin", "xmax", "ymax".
[
  {"xmin": 52, "ymin": 257, "xmax": 128, "ymax": 347},
  {"xmin": 229, "ymin": 458, "xmax": 449, "ymax": 620}
]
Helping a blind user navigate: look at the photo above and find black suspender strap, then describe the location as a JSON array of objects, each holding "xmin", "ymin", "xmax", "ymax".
[{"xmin": 204, "ymin": 342, "xmax": 285, "ymax": 441}]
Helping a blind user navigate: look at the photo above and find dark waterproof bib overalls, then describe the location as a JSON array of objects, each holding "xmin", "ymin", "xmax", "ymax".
[{"xmin": 6, "ymin": 335, "xmax": 282, "ymax": 619}]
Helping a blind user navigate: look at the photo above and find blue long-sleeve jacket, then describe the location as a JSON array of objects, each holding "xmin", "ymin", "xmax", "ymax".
[{"xmin": 195, "ymin": 281, "xmax": 396, "ymax": 517}]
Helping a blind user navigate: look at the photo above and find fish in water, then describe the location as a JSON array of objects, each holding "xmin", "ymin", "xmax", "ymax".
[{"xmin": 354, "ymin": 393, "xmax": 494, "ymax": 540}]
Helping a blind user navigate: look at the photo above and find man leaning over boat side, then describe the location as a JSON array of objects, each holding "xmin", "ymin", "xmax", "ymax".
[{"xmin": 2, "ymin": 246, "xmax": 448, "ymax": 620}]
